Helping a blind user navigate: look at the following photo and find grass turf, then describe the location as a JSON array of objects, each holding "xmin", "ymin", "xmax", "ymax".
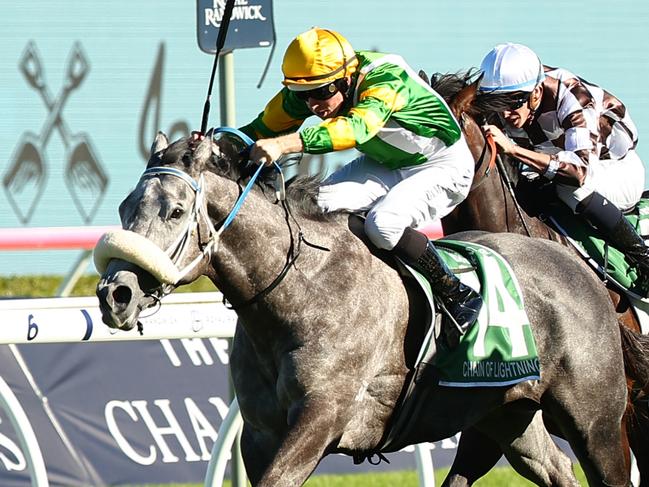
[
  {"xmin": 0, "ymin": 274, "xmax": 216, "ymax": 298},
  {"xmin": 127, "ymin": 464, "xmax": 588, "ymax": 486}
]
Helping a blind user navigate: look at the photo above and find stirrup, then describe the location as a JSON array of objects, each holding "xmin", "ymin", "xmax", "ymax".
[
  {"xmin": 435, "ymin": 298, "xmax": 479, "ymax": 349},
  {"xmin": 438, "ymin": 300, "xmax": 471, "ymax": 335}
]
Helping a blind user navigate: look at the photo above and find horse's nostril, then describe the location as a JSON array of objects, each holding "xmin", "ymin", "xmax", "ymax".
[{"xmin": 112, "ymin": 285, "xmax": 133, "ymax": 305}]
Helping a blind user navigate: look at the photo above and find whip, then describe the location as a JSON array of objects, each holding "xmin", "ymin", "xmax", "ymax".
[{"xmin": 200, "ymin": 0, "xmax": 236, "ymax": 134}]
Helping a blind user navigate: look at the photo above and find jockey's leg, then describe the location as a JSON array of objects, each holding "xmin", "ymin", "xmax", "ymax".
[
  {"xmin": 393, "ymin": 227, "xmax": 482, "ymax": 335},
  {"xmin": 316, "ymin": 155, "xmax": 396, "ymax": 213},
  {"xmin": 555, "ymin": 150, "xmax": 648, "ymax": 276},
  {"xmin": 356, "ymin": 140, "xmax": 477, "ymax": 339},
  {"xmin": 575, "ymin": 191, "xmax": 649, "ymax": 275}
]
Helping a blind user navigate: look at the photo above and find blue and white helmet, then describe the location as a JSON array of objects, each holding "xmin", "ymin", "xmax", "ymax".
[{"xmin": 478, "ymin": 43, "xmax": 545, "ymax": 93}]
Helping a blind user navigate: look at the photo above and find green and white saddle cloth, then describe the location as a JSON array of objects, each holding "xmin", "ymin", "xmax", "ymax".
[
  {"xmin": 403, "ymin": 240, "xmax": 541, "ymax": 387},
  {"xmin": 546, "ymin": 198, "xmax": 649, "ymax": 299}
]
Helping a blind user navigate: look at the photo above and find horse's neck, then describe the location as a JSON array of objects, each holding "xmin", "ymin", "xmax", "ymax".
[
  {"xmin": 443, "ymin": 162, "xmax": 558, "ymax": 240},
  {"xmin": 210, "ymin": 191, "xmax": 294, "ymax": 306},
  {"xmin": 208, "ymin": 191, "xmax": 357, "ymax": 332}
]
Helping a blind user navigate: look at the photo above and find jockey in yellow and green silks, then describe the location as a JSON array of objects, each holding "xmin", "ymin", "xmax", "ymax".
[{"xmin": 239, "ymin": 28, "xmax": 482, "ymax": 338}]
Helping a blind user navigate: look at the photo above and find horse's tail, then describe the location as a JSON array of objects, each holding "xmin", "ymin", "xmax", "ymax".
[
  {"xmin": 619, "ymin": 324, "xmax": 649, "ymax": 481},
  {"xmin": 620, "ymin": 324, "xmax": 649, "ymax": 390}
]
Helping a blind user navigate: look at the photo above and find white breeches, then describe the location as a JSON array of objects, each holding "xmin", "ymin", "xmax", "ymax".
[
  {"xmin": 317, "ymin": 138, "xmax": 475, "ymax": 250},
  {"xmin": 555, "ymin": 150, "xmax": 646, "ymax": 212}
]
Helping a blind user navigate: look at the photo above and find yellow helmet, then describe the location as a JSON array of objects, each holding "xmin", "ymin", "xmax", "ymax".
[{"xmin": 282, "ymin": 28, "xmax": 358, "ymax": 91}]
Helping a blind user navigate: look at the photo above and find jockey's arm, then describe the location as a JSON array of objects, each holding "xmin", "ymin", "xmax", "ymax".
[
  {"xmin": 484, "ymin": 123, "xmax": 592, "ymax": 185},
  {"xmin": 484, "ymin": 124, "xmax": 553, "ymax": 176},
  {"xmin": 240, "ymin": 88, "xmax": 312, "ymax": 163}
]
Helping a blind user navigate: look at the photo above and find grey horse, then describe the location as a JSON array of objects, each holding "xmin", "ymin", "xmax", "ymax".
[{"xmin": 95, "ymin": 132, "xmax": 649, "ymax": 486}]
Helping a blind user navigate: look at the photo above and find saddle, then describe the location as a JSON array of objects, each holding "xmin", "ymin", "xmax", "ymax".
[{"xmin": 543, "ymin": 197, "xmax": 649, "ymax": 300}]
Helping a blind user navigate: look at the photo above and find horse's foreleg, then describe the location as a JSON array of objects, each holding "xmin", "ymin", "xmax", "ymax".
[
  {"xmin": 441, "ymin": 427, "xmax": 503, "ymax": 487},
  {"xmin": 239, "ymin": 424, "xmax": 280, "ymax": 485},
  {"xmin": 241, "ymin": 399, "xmax": 340, "ymax": 487}
]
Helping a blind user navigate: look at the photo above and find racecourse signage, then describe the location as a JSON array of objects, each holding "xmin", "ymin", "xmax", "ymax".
[
  {"xmin": 0, "ymin": 339, "xmax": 462, "ymax": 485},
  {"xmin": 0, "ymin": 339, "xmax": 232, "ymax": 486},
  {"xmin": 196, "ymin": 0, "xmax": 275, "ymax": 53},
  {"xmin": 4, "ymin": 41, "xmax": 108, "ymax": 225}
]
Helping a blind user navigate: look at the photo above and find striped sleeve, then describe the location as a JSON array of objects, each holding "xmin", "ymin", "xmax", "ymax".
[
  {"xmin": 301, "ymin": 71, "xmax": 408, "ymax": 153},
  {"xmin": 239, "ymin": 89, "xmax": 312, "ymax": 140},
  {"xmin": 556, "ymin": 80, "xmax": 598, "ymax": 166}
]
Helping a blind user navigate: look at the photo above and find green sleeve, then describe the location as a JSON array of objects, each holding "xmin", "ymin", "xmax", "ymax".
[{"xmin": 238, "ymin": 88, "xmax": 313, "ymax": 140}]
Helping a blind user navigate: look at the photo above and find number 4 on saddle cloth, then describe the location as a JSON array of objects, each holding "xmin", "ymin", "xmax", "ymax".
[
  {"xmin": 545, "ymin": 197, "xmax": 649, "ymax": 330},
  {"xmin": 398, "ymin": 240, "xmax": 540, "ymax": 388},
  {"xmin": 375, "ymin": 240, "xmax": 541, "ymax": 454}
]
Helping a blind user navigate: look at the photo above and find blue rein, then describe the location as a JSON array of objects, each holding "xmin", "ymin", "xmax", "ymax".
[
  {"xmin": 143, "ymin": 127, "xmax": 278, "ymax": 234},
  {"xmin": 212, "ymin": 127, "xmax": 282, "ymax": 231},
  {"xmin": 221, "ymin": 161, "xmax": 266, "ymax": 230}
]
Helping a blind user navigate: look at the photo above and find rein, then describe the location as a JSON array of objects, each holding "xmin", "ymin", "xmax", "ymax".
[
  {"xmin": 466, "ymin": 114, "xmax": 533, "ymax": 237},
  {"xmin": 225, "ymin": 200, "xmax": 320, "ymax": 311},
  {"xmin": 142, "ymin": 128, "xmax": 327, "ymax": 310},
  {"xmin": 226, "ymin": 165, "xmax": 330, "ymax": 311},
  {"xmin": 467, "ymin": 116, "xmax": 497, "ymax": 191},
  {"xmin": 494, "ymin": 152, "xmax": 533, "ymax": 236}
]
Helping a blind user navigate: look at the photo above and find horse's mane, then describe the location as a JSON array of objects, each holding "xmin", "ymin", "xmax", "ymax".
[
  {"xmin": 421, "ymin": 68, "xmax": 516, "ymax": 123},
  {"xmin": 422, "ymin": 69, "xmax": 521, "ymax": 186},
  {"xmin": 152, "ymin": 138, "xmax": 334, "ymax": 221},
  {"xmin": 423, "ymin": 69, "xmax": 476, "ymax": 103},
  {"xmin": 283, "ymin": 175, "xmax": 336, "ymax": 220}
]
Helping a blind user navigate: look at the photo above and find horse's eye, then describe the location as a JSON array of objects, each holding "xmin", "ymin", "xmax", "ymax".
[{"xmin": 170, "ymin": 208, "xmax": 184, "ymax": 219}]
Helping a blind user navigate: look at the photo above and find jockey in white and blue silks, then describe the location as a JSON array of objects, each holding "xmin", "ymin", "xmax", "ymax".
[
  {"xmin": 239, "ymin": 27, "xmax": 482, "ymax": 337},
  {"xmin": 478, "ymin": 42, "xmax": 649, "ymax": 276}
]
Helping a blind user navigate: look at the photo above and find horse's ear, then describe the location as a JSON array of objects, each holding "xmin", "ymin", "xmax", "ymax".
[
  {"xmin": 150, "ymin": 132, "xmax": 169, "ymax": 156},
  {"xmin": 203, "ymin": 128, "xmax": 223, "ymax": 158},
  {"xmin": 450, "ymin": 78, "xmax": 480, "ymax": 119},
  {"xmin": 418, "ymin": 69, "xmax": 430, "ymax": 85},
  {"xmin": 213, "ymin": 135, "xmax": 244, "ymax": 163},
  {"xmin": 193, "ymin": 135, "xmax": 214, "ymax": 166}
]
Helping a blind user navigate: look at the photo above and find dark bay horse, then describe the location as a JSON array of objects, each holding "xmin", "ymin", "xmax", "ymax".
[
  {"xmin": 94, "ymin": 132, "xmax": 649, "ymax": 486},
  {"xmin": 424, "ymin": 71, "xmax": 649, "ymax": 486}
]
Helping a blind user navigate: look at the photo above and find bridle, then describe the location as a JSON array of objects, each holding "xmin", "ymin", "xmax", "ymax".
[
  {"xmin": 463, "ymin": 113, "xmax": 496, "ymax": 192},
  {"xmin": 140, "ymin": 128, "xmax": 328, "ymax": 312},
  {"xmin": 462, "ymin": 113, "xmax": 532, "ymax": 236},
  {"xmin": 140, "ymin": 129, "xmax": 267, "ymax": 299},
  {"xmin": 139, "ymin": 166, "xmax": 219, "ymax": 297}
]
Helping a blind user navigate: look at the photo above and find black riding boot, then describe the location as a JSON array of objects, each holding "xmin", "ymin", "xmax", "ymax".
[
  {"xmin": 394, "ymin": 228, "xmax": 483, "ymax": 336},
  {"xmin": 576, "ymin": 192, "xmax": 649, "ymax": 275}
]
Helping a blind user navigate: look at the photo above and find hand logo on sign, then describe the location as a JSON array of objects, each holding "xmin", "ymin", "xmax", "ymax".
[
  {"xmin": 138, "ymin": 43, "xmax": 190, "ymax": 161},
  {"xmin": 3, "ymin": 41, "xmax": 108, "ymax": 224}
]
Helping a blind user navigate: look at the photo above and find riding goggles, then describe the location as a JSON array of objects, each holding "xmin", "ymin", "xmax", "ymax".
[
  {"xmin": 507, "ymin": 94, "xmax": 531, "ymax": 111},
  {"xmin": 295, "ymin": 81, "xmax": 339, "ymax": 101}
]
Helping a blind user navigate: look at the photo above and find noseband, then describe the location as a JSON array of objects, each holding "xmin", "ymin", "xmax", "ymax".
[{"xmin": 139, "ymin": 166, "xmax": 218, "ymax": 296}]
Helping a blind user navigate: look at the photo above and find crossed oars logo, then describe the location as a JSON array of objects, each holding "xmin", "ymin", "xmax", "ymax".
[{"xmin": 3, "ymin": 41, "xmax": 108, "ymax": 224}]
